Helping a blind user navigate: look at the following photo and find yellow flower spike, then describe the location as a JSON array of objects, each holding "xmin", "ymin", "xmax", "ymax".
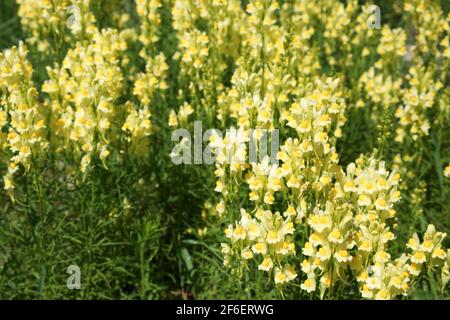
[{"xmin": 0, "ymin": 43, "xmax": 47, "ymax": 192}]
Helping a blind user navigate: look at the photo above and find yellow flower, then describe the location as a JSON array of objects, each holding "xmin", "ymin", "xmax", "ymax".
[
  {"xmin": 335, "ymin": 249, "xmax": 352, "ymax": 263},
  {"xmin": 309, "ymin": 215, "xmax": 332, "ymax": 233},
  {"xmin": 274, "ymin": 269, "xmax": 287, "ymax": 284},
  {"xmin": 302, "ymin": 242, "xmax": 316, "ymax": 257},
  {"xmin": 366, "ymin": 277, "xmax": 381, "ymax": 290},
  {"xmin": 328, "ymin": 228, "xmax": 343, "ymax": 244},
  {"xmin": 301, "ymin": 278, "xmax": 316, "ymax": 293},
  {"xmin": 266, "ymin": 230, "xmax": 281, "ymax": 244},
  {"xmin": 241, "ymin": 248, "xmax": 253, "ymax": 260},
  {"xmin": 444, "ymin": 164, "xmax": 450, "ymax": 178},
  {"xmin": 409, "ymin": 263, "xmax": 422, "ymax": 276},
  {"xmin": 233, "ymin": 226, "xmax": 246, "ymax": 240},
  {"xmin": 283, "ymin": 264, "xmax": 298, "ymax": 282},
  {"xmin": 252, "ymin": 242, "xmax": 267, "ymax": 255},
  {"xmin": 432, "ymin": 248, "xmax": 446, "ymax": 260},
  {"xmin": 411, "ymin": 251, "xmax": 426, "ymax": 264},
  {"xmin": 375, "ymin": 289, "xmax": 390, "ymax": 300},
  {"xmin": 258, "ymin": 257, "xmax": 273, "ymax": 272},
  {"xmin": 317, "ymin": 246, "xmax": 331, "ymax": 261}
]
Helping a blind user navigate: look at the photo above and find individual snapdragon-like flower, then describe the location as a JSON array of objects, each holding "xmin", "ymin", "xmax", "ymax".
[{"xmin": 445, "ymin": 164, "xmax": 450, "ymax": 178}]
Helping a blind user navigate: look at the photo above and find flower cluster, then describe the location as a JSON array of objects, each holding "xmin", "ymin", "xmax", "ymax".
[
  {"xmin": 42, "ymin": 28, "xmax": 127, "ymax": 173},
  {"xmin": 407, "ymin": 225, "xmax": 447, "ymax": 277},
  {"xmin": 16, "ymin": 0, "xmax": 70, "ymax": 52},
  {"xmin": 395, "ymin": 67, "xmax": 443, "ymax": 143},
  {"xmin": 0, "ymin": 43, "xmax": 47, "ymax": 192},
  {"xmin": 136, "ymin": 0, "xmax": 162, "ymax": 57},
  {"xmin": 2, "ymin": 0, "xmax": 449, "ymax": 301},
  {"xmin": 17, "ymin": 0, "xmax": 97, "ymax": 53},
  {"xmin": 185, "ymin": 0, "xmax": 450, "ymax": 300},
  {"xmin": 357, "ymin": 254, "xmax": 410, "ymax": 300},
  {"xmin": 300, "ymin": 202, "xmax": 354, "ymax": 296},
  {"xmin": 223, "ymin": 208, "xmax": 297, "ymax": 285}
]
